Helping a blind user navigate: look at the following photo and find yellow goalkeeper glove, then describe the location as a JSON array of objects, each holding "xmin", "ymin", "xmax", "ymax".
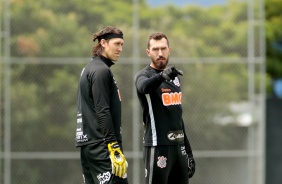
[{"xmin": 107, "ymin": 142, "xmax": 128, "ymax": 178}]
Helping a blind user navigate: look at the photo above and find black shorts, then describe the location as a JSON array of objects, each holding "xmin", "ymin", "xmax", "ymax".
[
  {"xmin": 80, "ymin": 142, "xmax": 128, "ymax": 184},
  {"xmin": 143, "ymin": 144, "xmax": 189, "ymax": 184}
]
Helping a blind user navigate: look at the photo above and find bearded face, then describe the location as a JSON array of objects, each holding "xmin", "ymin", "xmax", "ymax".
[{"xmin": 146, "ymin": 38, "xmax": 171, "ymax": 70}]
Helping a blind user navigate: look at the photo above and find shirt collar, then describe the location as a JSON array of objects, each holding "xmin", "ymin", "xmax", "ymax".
[{"xmin": 98, "ymin": 55, "xmax": 115, "ymax": 67}]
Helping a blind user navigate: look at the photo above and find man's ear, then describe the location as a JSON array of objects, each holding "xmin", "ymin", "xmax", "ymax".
[
  {"xmin": 100, "ymin": 39, "xmax": 106, "ymax": 47},
  {"xmin": 146, "ymin": 49, "xmax": 150, "ymax": 57}
]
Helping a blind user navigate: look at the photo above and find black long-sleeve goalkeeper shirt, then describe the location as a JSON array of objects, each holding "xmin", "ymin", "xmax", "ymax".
[
  {"xmin": 134, "ymin": 65, "xmax": 192, "ymax": 153},
  {"xmin": 75, "ymin": 56, "xmax": 122, "ymax": 147}
]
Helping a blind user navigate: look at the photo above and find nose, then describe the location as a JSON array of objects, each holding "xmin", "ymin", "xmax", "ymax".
[
  {"xmin": 158, "ymin": 49, "xmax": 163, "ymax": 56},
  {"xmin": 118, "ymin": 45, "xmax": 123, "ymax": 52}
]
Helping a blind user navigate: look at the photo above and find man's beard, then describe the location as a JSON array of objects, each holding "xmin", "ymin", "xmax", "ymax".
[{"xmin": 152, "ymin": 56, "xmax": 169, "ymax": 70}]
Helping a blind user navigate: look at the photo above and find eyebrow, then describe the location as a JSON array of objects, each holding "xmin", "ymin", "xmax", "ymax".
[{"xmin": 152, "ymin": 46, "xmax": 167, "ymax": 49}]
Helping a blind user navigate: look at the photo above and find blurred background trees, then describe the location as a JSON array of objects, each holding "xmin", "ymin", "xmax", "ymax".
[
  {"xmin": 265, "ymin": 0, "xmax": 282, "ymax": 96},
  {"xmin": 0, "ymin": 0, "xmax": 271, "ymax": 183}
]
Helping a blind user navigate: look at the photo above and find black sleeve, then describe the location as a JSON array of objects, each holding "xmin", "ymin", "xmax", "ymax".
[
  {"xmin": 135, "ymin": 72, "xmax": 164, "ymax": 94},
  {"xmin": 89, "ymin": 67, "xmax": 116, "ymax": 143},
  {"xmin": 182, "ymin": 119, "xmax": 193, "ymax": 156}
]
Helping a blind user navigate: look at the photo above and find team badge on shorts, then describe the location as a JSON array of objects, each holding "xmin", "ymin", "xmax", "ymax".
[
  {"xmin": 97, "ymin": 171, "xmax": 111, "ymax": 184},
  {"xmin": 157, "ymin": 156, "xmax": 167, "ymax": 168}
]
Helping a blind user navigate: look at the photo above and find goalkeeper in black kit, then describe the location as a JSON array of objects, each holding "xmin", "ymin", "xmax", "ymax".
[
  {"xmin": 134, "ymin": 32, "xmax": 196, "ymax": 184},
  {"xmin": 75, "ymin": 26, "xmax": 128, "ymax": 184}
]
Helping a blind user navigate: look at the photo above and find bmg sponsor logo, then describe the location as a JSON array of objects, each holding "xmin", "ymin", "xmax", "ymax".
[{"xmin": 162, "ymin": 92, "xmax": 182, "ymax": 106}]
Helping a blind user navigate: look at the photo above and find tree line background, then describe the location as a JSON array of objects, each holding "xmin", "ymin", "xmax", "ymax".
[{"xmin": 0, "ymin": 0, "xmax": 280, "ymax": 183}]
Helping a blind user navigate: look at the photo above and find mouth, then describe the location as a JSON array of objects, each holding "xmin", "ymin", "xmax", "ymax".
[{"xmin": 157, "ymin": 56, "xmax": 165, "ymax": 60}]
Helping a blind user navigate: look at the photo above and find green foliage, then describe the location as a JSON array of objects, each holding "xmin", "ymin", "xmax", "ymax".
[
  {"xmin": 8, "ymin": 0, "xmax": 252, "ymax": 59},
  {"xmin": 1, "ymin": 0, "xmax": 266, "ymax": 183},
  {"xmin": 265, "ymin": 0, "xmax": 282, "ymax": 79},
  {"xmin": 178, "ymin": 63, "xmax": 249, "ymax": 150}
]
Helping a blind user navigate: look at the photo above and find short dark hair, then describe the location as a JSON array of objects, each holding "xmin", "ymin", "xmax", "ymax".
[
  {"xmin": 147, "ymin": 32, "xmax": 169, "ymax": 49},
  {"xmin": 92, "ymin": 26, "xmax": 123, "ymax": 56}
]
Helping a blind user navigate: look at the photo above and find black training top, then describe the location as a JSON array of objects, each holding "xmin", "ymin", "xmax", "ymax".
[
  {"xmin": 75, "ymin": 56, "xmax": 122, "ymax": 147},
  {"xmin": 135, "ymin": 65, "xmax": 192, "ymax": 153}
]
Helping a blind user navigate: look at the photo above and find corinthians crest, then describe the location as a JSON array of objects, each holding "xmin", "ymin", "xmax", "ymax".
[{"xmin": 157, "ymin": 156, "xmax": 167, "ymax": 168}]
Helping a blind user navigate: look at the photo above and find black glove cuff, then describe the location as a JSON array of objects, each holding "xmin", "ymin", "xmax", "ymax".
[
  {"xmin": 157, "ymin": 72, "xmax": 165, "ymax": 81},
  {"xmin": 187, "ymin": 150, "xmax": 193, "ymax": 157}
]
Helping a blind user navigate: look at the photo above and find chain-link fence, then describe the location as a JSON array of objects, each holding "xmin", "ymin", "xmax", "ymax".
[{"xmin": 1, "ymin": 0, "xmax": 265, "ymax": 183}]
